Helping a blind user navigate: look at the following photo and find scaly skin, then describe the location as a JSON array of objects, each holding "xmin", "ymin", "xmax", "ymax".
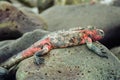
[{"xmin": 0, "ymin": 26, "xmax": 108, "ymax": 78}]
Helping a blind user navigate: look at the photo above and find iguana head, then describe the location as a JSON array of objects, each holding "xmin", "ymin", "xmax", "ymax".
[
  {"xmin": 70, "ymin": 26, "xmax": 104, "ymax": 41},
  {"xmin": 88, "ymin": 29, "xmax": 104, "ymax": 41},
  {"xmin": 83, "ymin": 26, "xmax": 104, "ymax": 41}
]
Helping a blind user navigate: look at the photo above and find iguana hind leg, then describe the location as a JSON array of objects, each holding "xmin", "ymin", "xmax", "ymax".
[
  {"xmin": 34, "ymin": 45, "xmax": 50, "ymax": 65},
  {"xmin": 34, "ymin": 50, "xmax": 45, "ymax": 65}
]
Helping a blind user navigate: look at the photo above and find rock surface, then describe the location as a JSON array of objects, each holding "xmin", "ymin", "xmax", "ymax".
[
  {"xmin": 0, "ymin": 1, "xmax": 47, "ymax": 41},
  {"xmin": 40, "ymin": 4, "xmax": 120, "ymax": 49},
  {"xmin": 17, "ymin": 0, "xmax": 37, "ymax": 7},
  {"xmin": 40, "ymin": 4, "xmax": 120, "ymax": 31},
  {"xmin": 16, "ymin": 42, "xmax": 120, "ymax": 80},
  {"xmin": 0, "ymin": 2, "xmax": 120, "ymax": 80},
  {"xmin": 54, "ymin": 0, "xmax": 91, "ymax": 5},
  {"xmin": 111, "ymin": 47, "xmax": 120, "ymax": 59},
  {"xmin": 0, "ymin": 29, "xmax": 49, "ymax": 63},
  {"xmin": 0, "ymin": 28, "xmax": 119, "ymax": 80}
]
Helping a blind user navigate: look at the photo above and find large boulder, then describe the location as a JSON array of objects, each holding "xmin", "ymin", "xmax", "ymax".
[
  {"xmin": 40, "ymin": 4, "xmax": 120, "ymax": 31},
  {"xmin": 54, "ymin": 0, "xmax": 92, "ymax": 5},
  {"xmin": 111, "ymin": 47, "xmax": 120, "ymax": 59},
  {"xmin": 0, "ymin": 28, "xmax": 119, "ymax": 80},
  {"xmin": 0, "ymin": 1, "xmax": 47, "ymax": 41},
  {"xmin": 0, "ymin": 29, "xmax": 49, "ymax": 63},
  {"xmin": 40, "ymin": 4, "xmax": 120, "ymax": 49},
  {"xmin": 16, "ymin": 0, "xmax": 37, "ymax": 7},
  {"xmin": 16, "ymin": 42, "xmax": 120, "ymax": 80},
  {"xmin": 0, "ymin": 2, "xmax": 120, "ymax": 80}
]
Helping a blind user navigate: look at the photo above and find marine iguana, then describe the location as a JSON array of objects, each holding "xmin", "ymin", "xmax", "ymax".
[{"xmin": 0, "ymin": 26, "xmax": 108, "ymax": 79}]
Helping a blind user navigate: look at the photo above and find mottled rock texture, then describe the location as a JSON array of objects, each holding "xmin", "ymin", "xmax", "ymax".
[
  {"xmin": 40, "ymin": 4, "xmax": 120, "ymax": 31},
  {"xmin": 111, "ymin": 47, "xmax": 120, "ymax": 60},
  {"xmin": 16, "ymin": 42, "xmax": 120, "ymax": 80},
  {"xmin": 0, "ymin": 1, "xmax": 47, "ymax": 41},
  {"xmin": 0, "ymin": 29, "xmax": 49, "ymax": 64},
  {"xmin": 40, "ymin": 4, "xmax": 120, "ymax": 50},
  {"xmin": 0, "ymin": 2, "xmax": 120, "ymax": 80}
]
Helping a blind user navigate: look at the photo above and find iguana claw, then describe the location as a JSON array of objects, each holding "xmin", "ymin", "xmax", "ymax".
[
  {"xmin": 96, "ymin": 52, "xmax": 108, "ymax": 59},
  {"xmin": 34, "ymin": 57, "xmax": 45, "ymax": 65}
]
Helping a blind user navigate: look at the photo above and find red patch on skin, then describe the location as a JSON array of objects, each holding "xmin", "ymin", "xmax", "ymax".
[
  {"xmin": 94, "ymin": 35, "xmax": 102, "ymax": 41},
  {"xmin": 22, "ymin": 38, "xmax": 52, "ymax": 58},
  {"xmin": 39, "ymin": 38, "xmax": 53, "ymax": 50},
  {"xmin": 80, "ymin": 34, "xmax": 86, "ymax": 44},
  {"xmin": 22, "ymin": 47, "xmax": 41, "ymax": 58},
  {"xmin": 80, "ymin": 36, "xmax": 92, "ymax": 44},
  {"xmin": 91, "ymin": 30, "xmax": 102, "ymax": 41},
  {"xmin": 80, "ymin": 29, "xmax": 100, "ymax": 44}
]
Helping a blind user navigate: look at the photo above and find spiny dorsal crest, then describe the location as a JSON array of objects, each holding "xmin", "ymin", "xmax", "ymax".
[
  {"xmin": 87, "ymin": 25, "xmax": 96, "ymax": 30},
  {"xmin": 69, "ymin": 26, "xmax": 85, "ymax": 31}
]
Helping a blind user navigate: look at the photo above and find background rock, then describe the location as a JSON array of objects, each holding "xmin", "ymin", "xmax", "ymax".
[
  {"xmin": 37, "ymin": 0, "xmax": 54, "ymax": 13},
  {"xmin": 16, "ymin": 42, "xmax": 120, "ymax": 80},
  {"xmin": 8, "ymin": 0, "xmax": 39, "ymax": 14},
  {"xmin": 54, "ymin": 0, "xmax": 92, "ymax": 5},
  {"xmin": 40, "ymin": 4, "xmax": 120, "ymax": 31},
  {"xmin": 111, "ymin": 47, "xmax": 120, "ymax": 59},
  {"xmin": 40, "ymin": 4, "xmax": 120, "ymax": 49},
  {"xmin": 99, "ymin": 0, "xmax": 120, "ymax": 6},
  {"xmin": 0, "ymin": 1, "xmax": 47, "ymax": 41},
  {"xmin": 17, "ymin": 0, "xmax": 37, "ymax": 7},
  {"xmin": 0, "ymin": 1, "xmax": 120, "ymax": 80},
  {"xmin": 0, "ymin": 29, "xmax": 49, "ymax": 63}
]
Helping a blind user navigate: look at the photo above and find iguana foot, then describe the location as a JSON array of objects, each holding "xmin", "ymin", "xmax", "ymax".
[
  {"xmin": 96, "ymin": 48, "xmax": 108, "ymax": 59},
  {"xmin": 86, "ymin": 41, "xmax": 108, "ymax": 59},
  {"xmin": 34, "ymin": 49, "xmax": 46, "ymax": 65},
  {"xmin": 34, "ymin": 50, "xmax": 45, "ymax": 65},
  {"xmin": 34, "ymin": 57, "xmax": 45, "ymax": 65},
  {"xmin": 97, "ymin": 52, "xmax": 108, "ymax": 58},
  {"xmin": 0, "ymin": 67, "xmax": 8, "ymax": 80}
]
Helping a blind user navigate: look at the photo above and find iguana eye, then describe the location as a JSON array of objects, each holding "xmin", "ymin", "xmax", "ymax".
[
  {"xmin": 88, "ymin": 34, "xmax": 92, "ymax": 38},
  {"xmin": 98, "ymin": 29, "xmax": 104, "ymax": 37}
]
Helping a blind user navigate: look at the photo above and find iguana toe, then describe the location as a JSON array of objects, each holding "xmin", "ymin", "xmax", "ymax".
[
  {"xmin": 34, "ymin": 57, "xmax": 45, "ymax": 65},
  {"xmin": 97, "ymin": 52, "xmax": 108, "ymax": 59}
]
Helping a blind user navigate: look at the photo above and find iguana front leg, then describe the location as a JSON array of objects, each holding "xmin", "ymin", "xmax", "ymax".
[{"xmin": 85, "ymin": 37, "xmax": 108, "ymax": 58}]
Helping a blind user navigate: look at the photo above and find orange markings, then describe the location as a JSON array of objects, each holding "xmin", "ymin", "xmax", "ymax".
[
  {"xmin": 22, "ymin": 47, "xmax": 41, "ymax": 58},
  {"xmin": 22, "ymin": 37, "xmax": 52, "ymax": 58}
]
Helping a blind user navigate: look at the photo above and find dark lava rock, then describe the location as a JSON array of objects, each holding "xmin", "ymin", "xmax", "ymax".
[
  {"xmin": 111, "ymin": 47, "xmax": 120, "ymax": 60},
  {"xmin": 16, "ymin": 42, "xmax": 120, "ymax": 80},
  {"xmin": 17, "ymin": 0, "xmax": 37, "ymax": 7},
  {"xmin": 0, "ymin": 28, "xmax": 119, "ymax": 80},
  {"xmin": 0, "ymin": 29, "xmax": 49, "ymax": 64},
  {"xmin": 0, "ymin": 1, "xmax": 47, "ymax": 41},
  {"xmin": 40, "ymin": 4, "xmax": 120, "ymax": 31},
  {"xmin": 40, "ymin": 4, "xmax": 120, "ymax": 49}
]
